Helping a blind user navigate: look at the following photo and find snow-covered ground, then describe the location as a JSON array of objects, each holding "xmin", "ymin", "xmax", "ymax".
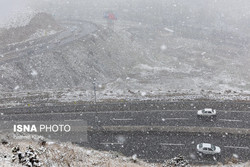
[
  {"xmin": 0, "ymin": 16, "xmax": 250, "ymax": 107},
  {"xmin": 0, "ymin": 133, "xmax": 160, "ymax": 167},
  {"xmin": 0, "ymin": 6, "xmax": 250, "ymax": 106},
  {"xmin": 0, "ymin": 12, "xmax": 61, "ymax": 46},
  {"xmin": 0, "ymin": 133, "xmax": 248, "ymax": 167},
  {"xmin": 0, "ymin": 87, "xmax": 250, "ymax": 108},
  {"xmin": 28, "ymin": 29, "xmax": 58, "ymax": 41}
]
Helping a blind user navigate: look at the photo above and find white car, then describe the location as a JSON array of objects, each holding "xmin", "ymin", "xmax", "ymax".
[
  {"xmin": 197, "ymin": 143, "xmax": 221, "ymax": 156},
  {"xmin": 197, "ymin": 108, "xmax": 216, "ymax": 119}
]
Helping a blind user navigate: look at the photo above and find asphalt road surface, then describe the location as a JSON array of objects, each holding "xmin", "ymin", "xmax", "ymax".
[
  {"xmin": 2, "ymin": 109, "xmax": 250, "ymax": 129},
  {"xmin": 1, "ymin": 19, "xmax": 250, "ymax": 164},
  {"xmin": 1, "ymin": 101, "xmax": 250, "ymax": 164},
  {"xmin": 87, "ymin": 131, "xmax": 250, "ymax": 164}
]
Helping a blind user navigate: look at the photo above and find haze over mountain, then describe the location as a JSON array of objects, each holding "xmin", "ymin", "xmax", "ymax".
[{"xmin": 0, "ymin": 0, "xmax": 250, "ymax": 98}]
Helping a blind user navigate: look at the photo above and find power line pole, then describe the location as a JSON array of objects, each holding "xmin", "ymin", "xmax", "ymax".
[
  {"xmin": 93, "ymin": 78, "xmax": 97, "ymax": 104},
  {"xmin": 93, "ymin": 78, "xmax": 99, "ymax": 129}
]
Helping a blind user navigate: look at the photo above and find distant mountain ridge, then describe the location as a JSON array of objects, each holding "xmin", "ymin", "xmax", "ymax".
[{"xmin": 0, "ymin": 13, "xmax": 61, "ymax": 45}]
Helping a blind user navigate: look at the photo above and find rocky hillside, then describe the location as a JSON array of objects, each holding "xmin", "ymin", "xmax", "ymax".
[
  {"xmin": 0, "ymin": 13, "xmax": 250, "ymax": 99},
  {"xmin": 0, "ymin": 13, "xmax": 61, "ymax": 45},
  {"xmin": 0, "ymin": 22, "xmax": 153, "ymax": 92}
]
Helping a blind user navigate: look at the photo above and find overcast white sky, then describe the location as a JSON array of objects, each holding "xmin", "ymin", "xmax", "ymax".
[
  {"xmin": 0, "ymin": 0, "xmax": 28, "ymax": 23},
  {"xmin": 1, "ymin": 0, "xmax": 250, "ymax": 29},
  {"xmin": 0, "ymin": 0, "xmax": 37, "ymax": 28}
]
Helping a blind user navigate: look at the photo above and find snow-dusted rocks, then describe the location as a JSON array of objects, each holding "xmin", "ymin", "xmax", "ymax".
[{"xmin": 164, "ymin": 155, "xmax": 190, "ymax": 167}]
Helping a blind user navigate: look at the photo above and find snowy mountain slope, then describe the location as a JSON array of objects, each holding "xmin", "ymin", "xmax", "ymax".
[
  {"xmin": 125, "ymin": 26, "xmax": 250, "ymax": 94},
  {"xmin": 0, "ymin": 13, "xmax": 61, "ymax": 46},
  {"xmin": 0, "ymin": 13, "xmax": 250, "ymax": 101},
  {"xmin": 0, "ymin": 18, "xmax": 153, "ymax": 92}
]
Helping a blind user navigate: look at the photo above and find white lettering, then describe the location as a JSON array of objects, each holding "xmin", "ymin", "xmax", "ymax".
[
  {"xmin": 64, "ymin": 125, "xmax": 71, "ymax": 132},
  {"xmin": 13, "ymin": 125, "xmax": 37, "ymax": 132},
  {"xmin": 40, "ymin": 125, "xmax": 46, "ymax": 131},
  {"xmin": 13, "ymin": 124, "xmax": 71, "ymax": 133},
  {"xmin": 17, "ymin": 125, "xmax": 23, "ymax": 132},
  {"xmin": 52, "ymin": 125, "xmax": 58, "ymax": 132},
  {"xmin": 45, "ymin": 125, "xmax": 52, "ymax": 132},
  {"xmin": 39, "ymin": 124, "xmax": 71, "ymax": 132},
  {"xmin": 30, "ymin": 125, "xmax": 37, "ymax": 132}
]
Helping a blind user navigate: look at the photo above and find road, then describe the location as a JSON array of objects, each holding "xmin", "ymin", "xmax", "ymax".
[
  {"xmin": 1, "ymin": 101, "xmax": 250, "ymax": 164},
  {"xmin": 0, "ymin": 19, "xmax": 250, "ymax": 164},
  {"xmin": 0, "ymin": 19, "xmax": 98, "ymax": 65},
  {"xmin": 87, "ymin": 131, "xmax": 250, "ymax": 164},
  {"xmin": 2, "ymin": 109, "xmax": 250, "ymax": 129}
]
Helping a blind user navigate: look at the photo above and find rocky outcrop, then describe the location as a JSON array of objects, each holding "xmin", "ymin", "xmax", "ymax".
[{"xmin": 0, "ymin": 13, "xmax": 61, "ymax": 45}]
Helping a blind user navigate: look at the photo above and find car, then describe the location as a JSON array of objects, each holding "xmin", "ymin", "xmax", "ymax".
[
  {"xmin": 197, "ymin": 108, "xmax": 216, "ymax": 119},
  {"xmin": 197, "ymin": 143, "xmax": 221, "ymax": 157}
]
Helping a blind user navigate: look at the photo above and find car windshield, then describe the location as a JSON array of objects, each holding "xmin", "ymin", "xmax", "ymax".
[
  {"xmin": 211, "ymin": 145, "xmax": 216, "ymax": 151},
  {"xmin": 0, "ymin": 0, "xmax": 249, "ymax": 166}
]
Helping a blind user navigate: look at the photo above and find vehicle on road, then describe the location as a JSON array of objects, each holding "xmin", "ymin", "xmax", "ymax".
[
  {"xmin": 197, "ymin": 143, "xmax": 221, "ymax": 158},
  {"xmin": 197, "ymin": 108, "xmax": 216, "ymax": 120}
]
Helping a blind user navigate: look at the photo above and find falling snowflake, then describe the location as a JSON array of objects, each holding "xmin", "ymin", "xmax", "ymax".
[
  {"xmin": 141, "ymin": 92, "xmax": 146, "ymax": 96},
  {"xmin": 160, "ymin": 45, "xmax": 167, "ymax": 51},
  {"xmin": 31, "ymin": 69, "xmax": 38, "ymax": 76},
  {"xmin": 14, "ymin": 85, "xmax": 20, "ymax": 90}
]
